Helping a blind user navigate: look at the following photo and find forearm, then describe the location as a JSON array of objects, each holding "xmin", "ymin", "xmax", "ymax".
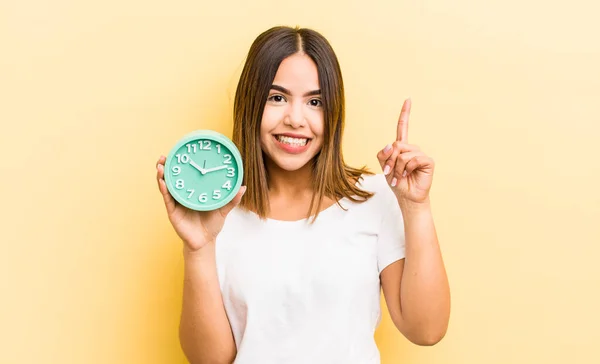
[
  {"xmin": 180, "ymin": 242, "xmax": 236, "ymax": 364},
  {"xmin": 398, "ymin": 198, "xmax": 450, "ymax": 344}
]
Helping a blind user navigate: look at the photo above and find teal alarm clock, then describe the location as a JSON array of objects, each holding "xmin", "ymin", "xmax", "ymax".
[{"xmin": 164, "ymin": 130, "xmax": 244, "ymax": 211}]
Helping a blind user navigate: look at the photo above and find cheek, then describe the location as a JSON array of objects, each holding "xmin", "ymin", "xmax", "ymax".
[
  {"xmin": 310, "ymin": 113, "xmax": 325, "ymax": 139},
  {"xmin": 259, "ymin": 127, "xmax": 271, "ymax": 151},
  {"xmin": 261, "ymin": 105, "xmax": 282, "ymax": 127},
  {"xmin": 260, "ymin": 109, "xmax": 276, "ymax": 138}
]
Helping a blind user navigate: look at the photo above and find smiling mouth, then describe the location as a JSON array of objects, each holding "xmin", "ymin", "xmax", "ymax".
[{"xmin": 274, "ymin": 135, "xmax": 310, "ymax": 146}]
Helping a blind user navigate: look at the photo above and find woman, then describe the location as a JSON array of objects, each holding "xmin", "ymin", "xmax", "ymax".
[{"xmin": 156, "ymin": 26, "xmax": 450, "ymax": 364}]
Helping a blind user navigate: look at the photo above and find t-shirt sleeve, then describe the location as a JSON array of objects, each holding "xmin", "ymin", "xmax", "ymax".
[{"xmin": 373, "ymin": 175, "xmax": 406, "ymax": 273}]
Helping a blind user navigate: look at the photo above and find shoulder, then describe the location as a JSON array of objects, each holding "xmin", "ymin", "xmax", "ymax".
[
  {"xmin": 345, "ymin": 173, "xmax": 397, "ymax": 212},
  {"xmin": 356, "ymin": 173, "xmax": 394, "ymax": 199},
  {"xmin": 220, "ymin": 206, "xmax": 260, "ymax": 234}
]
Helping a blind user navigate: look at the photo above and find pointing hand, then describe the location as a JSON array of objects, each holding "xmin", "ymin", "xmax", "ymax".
[{"xmin": 376, "ymin": 99, "xmax": 435, "ymax": 204}]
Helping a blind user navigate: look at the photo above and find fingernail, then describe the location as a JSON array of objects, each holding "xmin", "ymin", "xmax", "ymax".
[
  {"xmin": 383, "ymin": 165, "xmax": 391, "ymax": 175},
  {"xmin": 391, "ymin": 177, "xmax": 397, "ymax": 187},
  {"xmin": 402, "ymin": 170, "xmax": 407, "ymax": 178},
  {"xmin": 383, "ymin": 144, "xmax": 392, "ymax": 153}
]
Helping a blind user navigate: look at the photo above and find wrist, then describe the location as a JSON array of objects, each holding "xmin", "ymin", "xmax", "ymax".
[
  {"xmin": 182, "ymin": 241, "xmax": 219, "ymax": 280},
  {"xmin": 397, "ymin": 196, "xmax": 431, "ymax": 213},
  {"xmin": 183, "ymin": 240, "xmax": 215, "ymax": 261}
]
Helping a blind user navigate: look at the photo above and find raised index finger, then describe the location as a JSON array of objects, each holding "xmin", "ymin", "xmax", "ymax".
[{"xmin": 396, "ymin": 98, "xmax": 411, "ymax": 143}]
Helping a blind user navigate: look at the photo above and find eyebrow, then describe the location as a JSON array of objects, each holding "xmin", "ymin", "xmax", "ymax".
[{"xmin": 270, "ymin": 84, "xmax": 321, "ymax": 97}]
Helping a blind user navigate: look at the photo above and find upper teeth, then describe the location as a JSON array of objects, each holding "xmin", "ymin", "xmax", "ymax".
[{"xmin": 277, "ymin": 135, "xmax": 308, "ymax": 146}]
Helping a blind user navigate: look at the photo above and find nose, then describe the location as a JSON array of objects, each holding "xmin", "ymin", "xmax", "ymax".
[{"xmin": 283, "ymin": 101, "xmax": 305, "ymax": 128}]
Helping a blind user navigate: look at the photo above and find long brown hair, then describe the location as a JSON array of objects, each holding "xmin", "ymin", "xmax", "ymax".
[{"xmin": 232, "ymin": 26, "xmax": 373, "ymax": 221}]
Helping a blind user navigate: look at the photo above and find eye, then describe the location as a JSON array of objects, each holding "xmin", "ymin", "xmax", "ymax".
[
  {"xmin": 309, "ymin": 98, "xmax": 323, "ymax": 107},
  {"xmin": 268, "ymin": 94, "xmax": 286, "ymax": 103}
]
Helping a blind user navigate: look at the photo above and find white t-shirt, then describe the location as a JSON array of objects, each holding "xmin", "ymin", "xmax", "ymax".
[{"xmin": 215, "ymin": 173, "xmax": 405, "ymax": 364}]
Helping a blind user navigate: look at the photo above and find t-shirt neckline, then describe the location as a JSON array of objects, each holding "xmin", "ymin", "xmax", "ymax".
[{"xmin": 263, "ymin": 196, "xmax": 349, "ymax": 226}]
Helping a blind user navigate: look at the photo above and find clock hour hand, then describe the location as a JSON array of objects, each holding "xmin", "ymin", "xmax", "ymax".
[
  {"xmin": 188, "ymin": 160, "xmax": 206, "ymax": 175},
  {"xmin": 203, "ymin": 165, "xmax": 228, "ymax": 174}
]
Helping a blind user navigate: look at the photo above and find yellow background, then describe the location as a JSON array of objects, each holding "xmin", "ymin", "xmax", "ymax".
[{"xmin": 2, "ymin": 0, "xmax": 599, "ymax": 363}]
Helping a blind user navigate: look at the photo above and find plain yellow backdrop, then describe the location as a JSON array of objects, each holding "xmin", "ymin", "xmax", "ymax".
[{"xmin": 1, "ymin": 0, "xmax": 599, "ymax": 363}]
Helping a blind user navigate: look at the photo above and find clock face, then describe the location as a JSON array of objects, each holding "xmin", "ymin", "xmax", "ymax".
[{"xmin": 165, "ymin": 131, "xmax": 243, "ymax": 211}]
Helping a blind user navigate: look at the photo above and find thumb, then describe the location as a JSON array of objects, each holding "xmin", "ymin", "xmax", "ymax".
[{"xmin": 219, "ymin": 186, "xmax": 247, "ymax": 217}]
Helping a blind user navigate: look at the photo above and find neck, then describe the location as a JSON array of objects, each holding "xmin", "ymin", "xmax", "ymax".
[{"xmin": 265, "ymin": 158, "xmax": 314, "ymax": 198}]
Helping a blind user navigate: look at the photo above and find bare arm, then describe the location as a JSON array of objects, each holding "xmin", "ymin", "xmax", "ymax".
[
  {"xmin": 376, "ymin": 99, "xmax": 450, "ymax": 346},
  {"xmin": 180, "ymin": 243, "xmax": 236, "ymax": 364},
  {"xmin": 155, "ymin": 155, "xmax": 244, "ymax": 363},
  {"xmin": 380, "ymin": 198, "xmax": 450, "ymax": 346}
]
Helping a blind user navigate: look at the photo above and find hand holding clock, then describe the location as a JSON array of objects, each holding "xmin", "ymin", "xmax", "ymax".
[
  {"xmin": 155, "ymin": 130, "xmax": 246, "ymax": 252},
  {"xmin": 156, "ymin": 155, "xmax": 246, "ymax": 252}
]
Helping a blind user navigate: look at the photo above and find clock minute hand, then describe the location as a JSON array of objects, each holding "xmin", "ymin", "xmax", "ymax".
[
  {"xmin": 203, "ymin": 165, "xmax": 228, "ymax": 174},
  {"xmin": 188, "ymin": 160, "xmax": 206, "ymax": 174}
]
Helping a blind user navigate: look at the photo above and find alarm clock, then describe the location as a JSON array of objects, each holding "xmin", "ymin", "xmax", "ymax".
[{"xmin": 164, "ymin": 130, "xmax": 244, "ymax": 211}]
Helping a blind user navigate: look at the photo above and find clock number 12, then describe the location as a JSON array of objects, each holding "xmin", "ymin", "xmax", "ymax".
[{"xmin": 198, "ymin": 140, "xmax": 212, "ymax": 150}]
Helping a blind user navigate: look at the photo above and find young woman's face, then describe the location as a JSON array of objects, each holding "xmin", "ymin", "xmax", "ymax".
[{"xmin": 260, "ymin": 52, "xmax": 324, "ymax": 172}]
